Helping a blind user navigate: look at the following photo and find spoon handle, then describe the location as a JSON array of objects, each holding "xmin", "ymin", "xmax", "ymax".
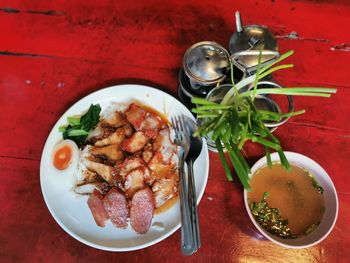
[
  {"xmin": 188, "ymin": 158, "xmax": 201, "ymax": 252},
  {"xmin": 179, "ymin": 149, "xmax": 195, "ymax": 255}
]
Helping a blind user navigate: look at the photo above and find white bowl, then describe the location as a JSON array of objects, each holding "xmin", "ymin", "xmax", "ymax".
[{"xmin": 244, "ymin": 151, "xmax": 338, "ymax": 248}]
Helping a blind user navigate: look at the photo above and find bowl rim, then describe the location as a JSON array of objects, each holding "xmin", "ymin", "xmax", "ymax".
[{"xmin": 243, "ymin": 151, "xmax": 339, "ymax": 248}]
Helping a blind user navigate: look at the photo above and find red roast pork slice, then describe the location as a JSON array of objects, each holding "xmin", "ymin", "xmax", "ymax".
[{"xmin": 121, "ymin": 131, "xmax": 148, "ymax": 153}]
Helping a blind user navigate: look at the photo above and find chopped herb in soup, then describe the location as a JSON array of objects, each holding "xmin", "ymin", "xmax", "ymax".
[{"xmin": 248, "ymin": 163, "xmax": 325, "ymax": 238}]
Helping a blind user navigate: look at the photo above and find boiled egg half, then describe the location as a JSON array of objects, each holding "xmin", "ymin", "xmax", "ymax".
[{"xmin": 52, "ymin": 139, "xmax": 79, "ymax": 174}]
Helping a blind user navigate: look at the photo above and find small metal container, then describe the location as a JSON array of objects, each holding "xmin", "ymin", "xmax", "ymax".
[
  {"xmin": 183, "ymin": 41, "xmax": 230, "ymax": 88},
  {"xmin": 178, "ymin": 65, "xmax": 246, "ymax": 111},
  {"xmin": 229, "ymin": 11, "xmax": 279, "ymax": 75},
  {"xmin": 179, "ymin": 41, "xmax": 246, "ymax": 110},
  {"xmin": 200, "ymin": 84, "xmax": 233, "ymax": 151},
  {"xmin": 179, "ymin": 67, "xmax": 217, "ymax": 97},
  {"xmin": 178, "ymin": 68, "xmax": 203, "ymax": 110},
  {"xmin": 247, "ymin": 80, "xmax": 294, "ymax": 128}
]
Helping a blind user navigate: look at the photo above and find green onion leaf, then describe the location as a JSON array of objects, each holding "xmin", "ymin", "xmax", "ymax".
[
  {"xmin": 196, "ymin": 105, "xmax": 233, "ymax": 111},
  {"xmin": 212, "ymin": 120, "xmax": 227, "ymax": 141},
  {"xmin": 191, "ymin": 97, "xmax": 218, "ymax": 105},
  {"xmin": 230, "ymin": 140, "xmax": 250, "ymax": 174},
  {"xmin": 224, "ymin": 140, "xmax": 250, "ymax": 190},
  {"xmin": 258, "ymin": 64, "xmax": 294, "ymax": 80},
  {"xmin": 238, "ymin": 122, "xmax": 248, "ymax": 149},
  {"xmin": 278, "ymin": 150, "xmax": 290, "ymax": 171},
  {"xmin": 215, "ymin": 138, "xmax": 233, "ymax": 182},
  {"xmin": 239, "ymin": 87, "xmax": 337, "ymax": 99},
  {"xmin": 265, "ymin": 146, "xmax": 272, "ymax": 168},
  {"xmin": 229, "ymin": 109, "xmax": 240, "ymax": 142},
  {"xmin": 260, "ymin": 50, "xmax": 295, "ymax": 74},
  {"xmin": 251, "ymin": 136, "xmax": 281, "ymax": 151}
]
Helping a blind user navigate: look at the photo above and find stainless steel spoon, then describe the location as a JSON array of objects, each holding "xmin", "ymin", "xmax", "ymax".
[{"xmin": 185, "ymin": 117, "xmax": 203, "ymax": 252}]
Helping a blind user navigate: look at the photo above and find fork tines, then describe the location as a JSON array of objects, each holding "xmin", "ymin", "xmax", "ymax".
[
  {"xmin": 171, "ymin": 115, "xmax": 188, "ymax": 133},
  {"xmin": 171, "ymin": 114, "xmax": 191, "ymax": 150}
]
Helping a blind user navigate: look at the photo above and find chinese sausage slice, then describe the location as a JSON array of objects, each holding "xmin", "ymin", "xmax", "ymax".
[{"xmin": 130, "ymin": 188, "xmax": 154, "ymax": 234}]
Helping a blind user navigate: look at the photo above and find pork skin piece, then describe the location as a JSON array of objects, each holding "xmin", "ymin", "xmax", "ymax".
[
  {"xmin": 121, "ymin": 131, "xmax": 148, "ymax": 153},
  {"xmin": 75, "ymin": 182, "xmax": 111, "ymax": 195},
  {"xmin": 90, "ymin": 144, "xmax": 124, "ymax": 161},
  {"xmin": 95, "ymin": 125, "xmax": 133, "ymax": 147},
  {"xmin": 140, "ymin": 115, "xmax": 163, "ymax": 130},
  {"xmin": 152, "ymin": 170, "xmax": 179, "ymax": 208},
  {"xmin": 125, "ymin": 103, "xmax": 166, "ymax": 139},
  {"xmin": 103, "ymin": 188, "xmax": 129, "ymax": 228},
  {"xmin": 153, "ymin": 128, "xmax": 178, "ymax": 164},
  {"xmin": 125, "ymin": 103, "xmax": 147, "ymax": 130},
  {"xmin": 117, "ymin": 157, "xmax": 145, "ymax": 177},
  {"xmin": 124, "ymin": 167, "xmax": 146, "ymax": 198},
  {"xmin": 147, "ymin": 152, "xmax": 175, "ymax": 183},
  {"xmin": 101, "ymin": 111, "xmax": 126, "ymax": 128},
  {"xmin": 130, "ymin": 188, "xmax": 154, "ymax": 234},
  {"xmin": 140, "ymin": 116, "xmax": 163, "ymax": 139},
  {"xmin": 87, "ymin": 190, "xmax": 109, "ymax": 227},
  {"xmin": 117, "ymin": 157, "xmax": 152, "ymax": 183},
  {"xmin": 142, "ymin": 143, "xmax": 153, "ymax": 163}
]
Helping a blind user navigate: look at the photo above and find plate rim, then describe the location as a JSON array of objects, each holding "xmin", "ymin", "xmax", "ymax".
[{"xmin": 40, "ymin": 84, "xmax": 209, "ymax": 251}]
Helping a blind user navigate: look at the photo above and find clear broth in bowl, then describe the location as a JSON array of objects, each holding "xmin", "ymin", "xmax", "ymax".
[{"xmin": 248, "ymin": 163, "xmax": 325, "ymax": 237}]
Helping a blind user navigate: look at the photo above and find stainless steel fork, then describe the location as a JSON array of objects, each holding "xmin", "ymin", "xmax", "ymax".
[{"xmin": 171, "ymin": 114, "xmax": 195, "ymax": 256}]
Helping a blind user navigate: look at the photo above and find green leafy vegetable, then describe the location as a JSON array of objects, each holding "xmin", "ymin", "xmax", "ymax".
[
  {"xmin": 191, "ymin": 50, "xmax": 337, "ymax": 189},
  {"xmin": 62, "ymin": 126, "xmax": 87, "ymax": 146},
  {"xmin": 67, "ymin": 116, "xmax": 81, "ymax": 126},
  {"xmin": 80, "ymin": 104, "xmax": 101, "ymax": 131},
  {"xmin": 60, "ymin": 104, "xmax": 101, "ymax": 147},
  {"xmin": 67, "ymin": 129, "xmax": 90, "ymax": 137},
  {"xmin": 58, "ymin": 125, "xmax": 67, "ymax": 133}
]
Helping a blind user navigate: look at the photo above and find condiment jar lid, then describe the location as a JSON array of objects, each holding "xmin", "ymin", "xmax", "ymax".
[
  {"xmin": 229, "ymin": 12, "xmax": 279, "ymax": 73},
  {"xmin": 183, "ymin": 41, "xmax": 230, "ymax": 85}
]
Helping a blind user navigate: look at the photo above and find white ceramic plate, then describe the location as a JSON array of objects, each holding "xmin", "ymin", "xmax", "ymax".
[
  {"xmin": 40, "ymin": 84, "xmax": 209, "ymax": 251},
  {"xmin": 244, "ymin": 151, "xmax": 338, "ymax": 248}
]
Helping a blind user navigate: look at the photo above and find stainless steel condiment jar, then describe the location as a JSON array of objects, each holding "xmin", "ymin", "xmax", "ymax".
[
  {"xmin": 229, "ymin": 11, "xmax": 280, "ymax": 75},
  {"xmin": 183, "ymin": 41, "xmax": 230, "ymax": 92},
  {"xmin": 179, "ymin": 41, "xmax": 247, "ymax": 109}
]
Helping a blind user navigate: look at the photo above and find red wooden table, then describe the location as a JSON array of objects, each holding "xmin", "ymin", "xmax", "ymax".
[{"xmin": 1, "ymin": 0, "xmax": 350, "ymax": 262}]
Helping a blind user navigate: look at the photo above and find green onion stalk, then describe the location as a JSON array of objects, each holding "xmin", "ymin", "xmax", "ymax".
[{"xmin": 191, "ymin": 50, "xmax": 337, "ymax": 190}]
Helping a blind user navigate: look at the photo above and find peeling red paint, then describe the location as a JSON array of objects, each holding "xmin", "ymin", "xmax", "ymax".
[{"xmin": 330, "ymin": 43, "xmax": 350, "ymax": 52}]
